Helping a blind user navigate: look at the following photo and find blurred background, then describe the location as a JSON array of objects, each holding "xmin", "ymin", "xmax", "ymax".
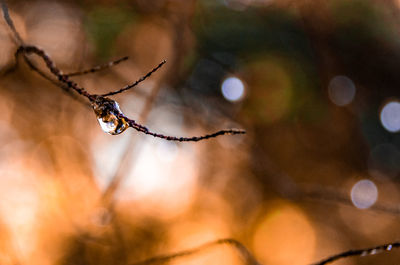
[{"xmin": 1, "ymin": 0, "xmax": 400, "ymax": 264}]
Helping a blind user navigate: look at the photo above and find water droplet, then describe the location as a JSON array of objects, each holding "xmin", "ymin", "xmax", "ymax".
[
  {"xmin": 92, "ymin": 97, "xmax": 129, "ymax": 135},
  {"xmin": 370, "ymin": 249, "xmax": 378, "ymax": 255},
  {"xmin": 387, "ymin": 245, "xmax": 393, "ymax": 251}
]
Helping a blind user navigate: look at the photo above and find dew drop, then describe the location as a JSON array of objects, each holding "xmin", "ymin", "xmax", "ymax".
[
  {"xmin": 370, "ymin": 249, "xmax": 378, "ymax": 255},
  {"xmin": 92, "ymin": 96, "xmax": 129, "ymax": 135}
]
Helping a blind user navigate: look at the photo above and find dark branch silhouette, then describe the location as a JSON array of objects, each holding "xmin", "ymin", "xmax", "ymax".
[
  {"xmin": 1, "ymin": 1, "xmax": 245, "ymax": 142},
  {"xmin": 101, "ymin": 60, "xmax": 166, "ymax": 97},
  {"xmin": 0, "ymin": 0, "xmax": 22, "ymax": 44},
  {"xmin": 65, "ymin": 56, "xmax": 129, "ymax": 77},
  {"xmin": 130, "ymin": 238, "xmax": 262, "ymax": 265},
  {"xmin": 311, "ymin": 242, "xmax": 400, "ymax": 265}
]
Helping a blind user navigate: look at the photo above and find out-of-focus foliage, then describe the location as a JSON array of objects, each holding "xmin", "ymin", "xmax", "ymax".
[{"xmin": 2, "ymin": 0, "xmax": 400, "ymax": 265}]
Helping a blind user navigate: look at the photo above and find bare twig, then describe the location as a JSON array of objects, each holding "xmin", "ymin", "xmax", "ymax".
[
  {"xmin": 65, "ymin": 56, "xmax": 129, "ymax": 77},
  {"xmin": 101, "ymin": 60, "xmax": 166, "ymax": 97},
  {"xmin": 130, "ymin": 238, "xmax": 262, "ymax": 265},
  {"xmin": 0, "ymin": 0, "xmax": 23, "ymax": 45},
  {"xmin": 1, "ymin": 10, "xmax": 244, "ymax": 142},
  {"xmin": 311, "ymin": 242, "xmax": 400, "ymax": 265},
  {"xmin": 19, "ymin": 45, "xmax": 94, "ymax": 99},
  {"xmin": 126, "ymin": 116, "xmax": 246, "ymax": 141}
]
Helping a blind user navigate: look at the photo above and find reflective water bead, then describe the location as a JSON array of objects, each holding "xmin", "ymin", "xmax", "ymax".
[{"xmin": 91, "ymin": 96, "xmax": 129, "ymax": 135}]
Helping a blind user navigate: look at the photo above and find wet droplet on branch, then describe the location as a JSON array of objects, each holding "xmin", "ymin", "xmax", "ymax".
[{"xmin": 91, "ymin": 96, "xmax": 129, "ymax": 135}]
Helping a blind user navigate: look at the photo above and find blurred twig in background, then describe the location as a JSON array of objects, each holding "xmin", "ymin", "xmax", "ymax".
[{"xmin": 2, "ymin": 0, "xmax": 400, "ymax": 265}]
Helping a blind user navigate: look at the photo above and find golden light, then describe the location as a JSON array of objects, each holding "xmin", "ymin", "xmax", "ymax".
[
  {"xmin": 168, "ymin": 219, "xmax": 242, "ymax": 265},
  {"xmin": 91, "ymin": 111, "xmax": 200, "ymax": 221},
  {"xmin": 118, "ymin": 139, "xmax": 199, "ymax": 220},
  {"xmin": 25, "ymin": 2, "xmax": 84, "ymax": 65},
  {"xmin": 252, "ymin": 201, "xmax": 316, "ymax": 265},
  {"xmin": 0, "ymin": 152, "xmax": 40, "ymax": 263}
]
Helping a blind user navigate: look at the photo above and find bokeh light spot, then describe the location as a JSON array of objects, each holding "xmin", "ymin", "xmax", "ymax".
[
  {"xmin": 169, "ymin": 218, "xmax": 240, "ymax": 265},
  {"xmin": 252, "ymin": 202, "xmax": 316, "ymax": 265},
  {"xmin": 221, "ymin": 76, "xmax": 245, "ymax": 102},
  {"xmin": 380, "ymin": 101, "xmax": 400, "ymax": 132},
  {"xmin": 328, "ymin": 75, "xmax": 356, "ymax": 106},
  {"xmin": 350, "ymin": 179, "xmax": 378, "ymax": 209}
]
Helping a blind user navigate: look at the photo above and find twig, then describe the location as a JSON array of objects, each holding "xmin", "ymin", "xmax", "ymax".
[
  {"xmin": 14, "ymin": 48, "xmax": 89, "ymax": 104},
  {"xmin": 19, "ymin": 45, "xmax": 94, "ymax": 99},
  {"xmin": 127, "ymin": 117, "xmax": 246, "ymax": 142},
  {"xmin": 130, "ymin": 238, "xmax": 262, "ymax": 265},
  {"xmin": 101, "ymin": 60, "xmax": 166, "ymax": 97},
  {"xmin": 0, "ymin": 0, "xmax": 23, "ymax": 45},
  {"xmin": 1, "ymin": 0, "xmax": 246, "ymax": 142},
  {"xmin": 311, "ymin": 242, "xmax": 400, "ymax": 265},
  {"xmin": 65, "ymin": 56, "xmax": 129, "ymax": 77}
]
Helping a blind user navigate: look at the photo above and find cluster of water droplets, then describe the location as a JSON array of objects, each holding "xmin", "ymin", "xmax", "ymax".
[{"xmin": 91, "ymin": 96, "xmax": 129, "ymax": 135}]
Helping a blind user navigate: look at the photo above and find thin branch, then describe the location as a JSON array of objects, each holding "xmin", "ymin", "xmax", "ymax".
[
  {"xmin": 0, "ymin": 0, "xmax": 23, "ymax": 45},
  {"xmin": 312, "ymin": 242, "xmax": 400, "ymax": 265},
  {"xmin": 2, "ymin": 0, "xmax": 246, "ymax": 143},
  {"xmin": 20, "ymin": 45, "xmax": 94, "ymax": 100},
  {"xmin": 125, "ymin": 114, "xmax": 246, "ymax": 141},
  {"xmin": 22, "ymin": 55, "xmax": 88, "ymax": 104},
  {"xmin": 130, "ymin": 238, "xmax": 262, "ymax": 265},
  {"xmin": 101, "ymin": 60, "xmax": 166, "ymax": 97},
  {"xmin": 10, "ymin": 44, "xmax": 89, "ymax": 104},
  {"xmin": 65, "ymin": 56, "xmax": 129, "ymax": 77}
]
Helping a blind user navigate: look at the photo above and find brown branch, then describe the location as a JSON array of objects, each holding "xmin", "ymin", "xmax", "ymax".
[
  {"xmin": 65, "ymin": 56, "xmax": 129, "ymax": 77},
  {"xmin": 19, "ymin": 45, "xmax": 94, "ymax": 100},
  {"xmin": 126, "ymin": 115, "xmax": 246, "ymax": 141},
  {"xmin": 101, "ymin": 60, "xmax": 166, "ymax": 97},
  {"xmin": 311, "ymin": 242, "xmax": 400, "ymax": 265},
  {"xmin": 1, "ymin": 0, "xmax": 246, "ymax": 143},
  {"xmin": 130, "ymin": 238, "xmax": 262, "ymax": 265},
  {"xmin": 0, "ymin": 0, "xmax": 23, "ymax": 45}
]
